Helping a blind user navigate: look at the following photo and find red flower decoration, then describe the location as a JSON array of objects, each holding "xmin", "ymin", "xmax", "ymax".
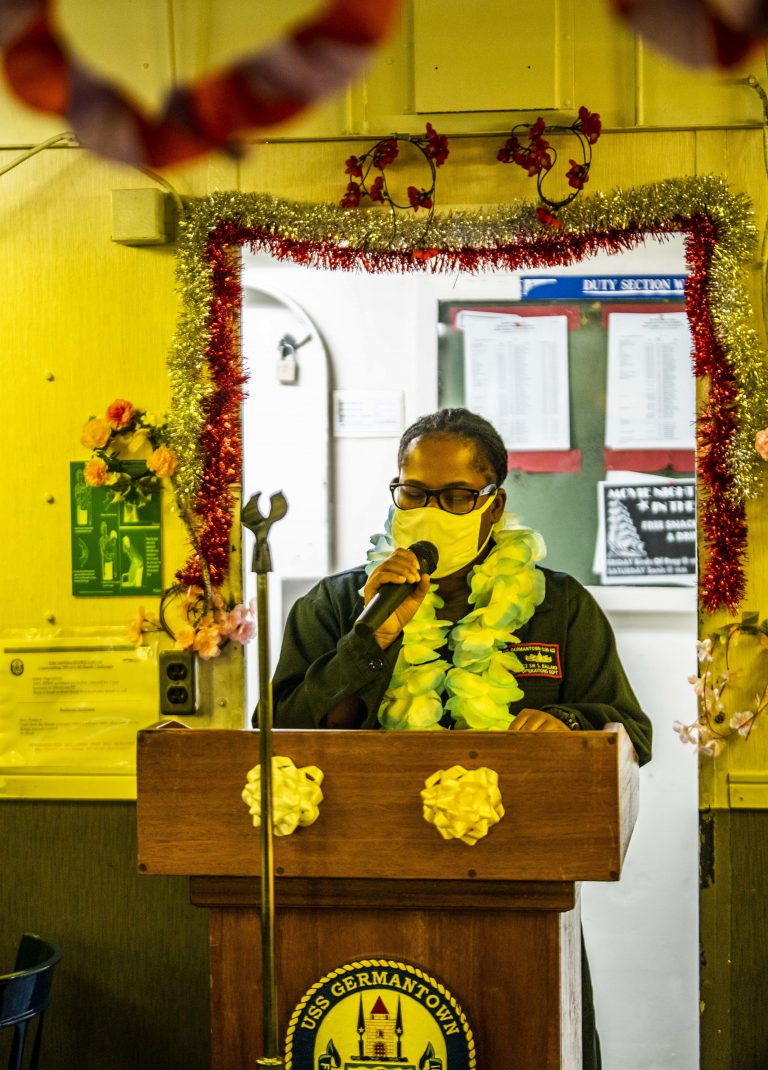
[
  {"xmin": 337, "ymin": 124, "xmax": 448, "ymax": 214},
  {"xmin": 340, "ymin": 181, "xmax": 362, "ymax": 208},
  {"xmin": 528, "ymin": 140, "xmax": 553, "ymax": 174},
  {"xmin": 497, "ymin": 129, "xmax": 551, "ymax": 174},
  {"xmin": 566, "ymin": 159, "xmax": 589, "ymax": 190},
  {"xmin": 496, "ymin": 137, "xmax": 518, "ymax": 164},
  {"xmin": 497, "ymin": 105, "xmax": 598, "ymax": 214},
  {"xmin": 536, "ymin": 205, "xmax": 562, "ymax": 228},
  {"xmin": 577, "ymin": 106, "xmax": 602, "ymax": 144},
  {"xmin": 372, "ymin": 138, "xmax": 399, "ymax": 169},
  {"xmin": 407, "ymin": 186, "xmax": 433, "ymax": 211},
  {"xmin": 424, "ymin": 121, "xmax": 450, "ymax": 166},
  {"xmin": 106, "ymin": 398, "xmax": 135, "ymax": 429}
]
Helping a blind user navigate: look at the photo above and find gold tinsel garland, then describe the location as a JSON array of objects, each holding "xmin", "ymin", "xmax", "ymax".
[{"xmin": 166, "ymin": 175, "xmax": 766, "ymax": 605}]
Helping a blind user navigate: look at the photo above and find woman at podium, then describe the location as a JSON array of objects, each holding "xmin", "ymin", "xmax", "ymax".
[
  {"xmin": 266, "ymin": 407, "xmax": 653, "ymax": 1070},
  {"xmin": 268, "ymin": 407, "xmax": 651, "ymax": 763}
]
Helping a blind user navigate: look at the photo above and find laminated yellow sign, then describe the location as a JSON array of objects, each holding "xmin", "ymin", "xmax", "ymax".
[{"xmin": 0, "ymin": 632, "xmax": 158, "ymax": 797}]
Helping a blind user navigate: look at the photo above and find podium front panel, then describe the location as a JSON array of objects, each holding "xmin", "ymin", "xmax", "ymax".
[{"xmin": 137, "ymin": 727, "xmax": 638, "ymax": 882}]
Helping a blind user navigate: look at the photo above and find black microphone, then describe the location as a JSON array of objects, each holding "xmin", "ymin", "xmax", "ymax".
[{"xmin": 353, "ymin": 540, "xmax": 439, "ymax": 638}]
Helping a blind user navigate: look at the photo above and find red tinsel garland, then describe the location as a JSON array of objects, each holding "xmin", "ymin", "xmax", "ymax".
[
  {"xmin": 178, "ymin": 214, "xmax": 747, "ymax": 611},
  {"xmin": 685, "ymin": 215, "xmax": 747, "ymax": 613},
  {"xmin": 177, "ymin": 224, "xmax": 248, "ymax": 588}
]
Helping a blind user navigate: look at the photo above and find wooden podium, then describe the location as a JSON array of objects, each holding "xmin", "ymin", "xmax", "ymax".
[{"xmin": 136, "ymin": 726, "xmax": 638, "ymax": 1070}]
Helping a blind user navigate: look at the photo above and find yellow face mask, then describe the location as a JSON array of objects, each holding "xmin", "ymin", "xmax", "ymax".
[{"xmin": 390, "ymin": 494, "xmax": 497, "ymax": 579}]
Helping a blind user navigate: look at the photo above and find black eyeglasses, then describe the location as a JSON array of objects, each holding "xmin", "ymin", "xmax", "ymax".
[{"xmin": 389, "ymin": 482, "xmax": 497, "ymax": 515}]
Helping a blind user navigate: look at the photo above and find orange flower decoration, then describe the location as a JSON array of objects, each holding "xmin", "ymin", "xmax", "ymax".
[
  {"xmin": 106, "ymin": 398, "xmax": 135, "ymax": 429},
  {"xmin": 147, "ymin": 445, "xmax": 178, "ymax": 478},
  {"xmin": 127, "ymin": 426, "xmax": 151, "ymax": 453},
  {"xmin": 83, "ymin": 457, "xmax": 109, "ymax": 486},
  {"xmin": 193, "ymin": 625, "xmax": 224, "ymax": 659},
  {"xmin": 80, "ymin": 417, "xmax": 111, "ymax": 449},
  {"xmin": 174, "ymin": 627, "xmax": 197, "ymax": 652},
  {"xmin": 127, "ymin": 606, "xmax": 149, "ymax": 646}
]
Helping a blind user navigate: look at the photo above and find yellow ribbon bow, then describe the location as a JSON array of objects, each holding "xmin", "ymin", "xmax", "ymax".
[
  {"xmin": 421, "ymin": 764, "xmax": 504, "ymax": 845},
  {"xmin": 242, "ymin": 755, "xmax": 324, "ymax": 836}
]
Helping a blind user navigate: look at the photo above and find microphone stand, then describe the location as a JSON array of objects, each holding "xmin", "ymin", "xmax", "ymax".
[{"xmin": 241, "ymin": 490, "xmax": 287, "ymax": 1069}]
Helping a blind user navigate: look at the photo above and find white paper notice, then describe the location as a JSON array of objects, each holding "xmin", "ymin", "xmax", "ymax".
[
  {"xmin": 605, "ymin": 312, "xmax": 695, "ymax": 449},
  {"xmin": 333, "ymin": 390, "xmax": 404, "ymax": 437},
  {"xmin": 459, "ymin": 312, "xmax": 570, "ymax": 450}
]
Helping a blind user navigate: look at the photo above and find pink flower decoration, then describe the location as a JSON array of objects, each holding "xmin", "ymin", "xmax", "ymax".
[
  {"xmin": 673, "ymin": 720, "xmax": 697, "ymax": 744},
  {"xmin": 730, "ymin": 710, "xmax": 756, "ymax": 737},
  {"xmin": 755, "ymin": 429, "xmax": 768, "ymax": 460},
  {"xmin": 696, "ymin": 638, "xmax": 713, "ymax": 663},
  {"xmin": 222, "ymin": 600, "xmax": 257, "ymax": 644}
]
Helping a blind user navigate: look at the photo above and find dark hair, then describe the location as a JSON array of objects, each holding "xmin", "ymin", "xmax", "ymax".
[{"xmin": 397, "ymin": 408, "xmax": 508, "ymax": 485}]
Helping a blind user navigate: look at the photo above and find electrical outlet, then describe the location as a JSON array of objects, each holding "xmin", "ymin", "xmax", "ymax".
[{"xmin": 159, "ymin": 650, "xmax": 198, "ymax": 716}]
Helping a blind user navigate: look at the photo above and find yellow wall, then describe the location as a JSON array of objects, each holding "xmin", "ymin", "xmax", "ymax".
[
  {"xmin": 2, "ymin": 3, "xmax": 768, "ymax": 1067},
  {"xmin": 1, "ymin": 0, "xmax": 767, "ymax": 746}
]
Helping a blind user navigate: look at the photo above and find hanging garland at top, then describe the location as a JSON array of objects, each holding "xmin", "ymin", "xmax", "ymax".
[
  {"xmin": 166, "ymin": 175, "xmax": 765, "ymax": 612},
  {"xmin": 0, "ymin": 0, "xmax": 403, "ymax": 168},
  {"xmin": 611, "ymin": 0, "xmax": 768, "ymax": 69}
]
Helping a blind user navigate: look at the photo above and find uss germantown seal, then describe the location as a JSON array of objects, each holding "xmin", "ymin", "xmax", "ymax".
[{"xmin": 285, "ymin": 958, "xmax": 476, "ymax": 1070}]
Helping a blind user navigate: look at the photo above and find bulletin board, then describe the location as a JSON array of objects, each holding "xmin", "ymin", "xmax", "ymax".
[{"xmin": 438, "ymin": 296, "xmax": 694, "ymax": 586}]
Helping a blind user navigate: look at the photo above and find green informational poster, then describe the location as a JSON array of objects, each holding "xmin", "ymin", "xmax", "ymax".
[{"xmin": 70, "ymin": 461, "xmax": 162, "ymax": 597}]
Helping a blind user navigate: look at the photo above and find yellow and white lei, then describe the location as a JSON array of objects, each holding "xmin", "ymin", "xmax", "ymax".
[{"xmin": 364, "ymin": 513, "xmax": 547, "ymax": 731}]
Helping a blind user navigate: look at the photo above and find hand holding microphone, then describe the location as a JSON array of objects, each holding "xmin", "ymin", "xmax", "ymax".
[{"xmin": 354, "ymin": 540, "xmax": 439, "ymax": 644}]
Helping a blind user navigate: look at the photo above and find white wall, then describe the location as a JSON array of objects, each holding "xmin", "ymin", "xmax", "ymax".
[
  {"xmin": 241, "ymin": 240, "xmax": 699, "ymax": 1069},
  {"xmin": 585, "ymin": 589, "xmax": 699, "ymax": 1070}
]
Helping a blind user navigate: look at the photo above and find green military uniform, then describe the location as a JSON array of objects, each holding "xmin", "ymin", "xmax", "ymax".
[
  {"xmin": 268, "ymin": 564, "xmax": 652, "ymax": 765},
  {"xmin": 266, "ymin": 563, "xmax": 652, "ymax": 1070}
]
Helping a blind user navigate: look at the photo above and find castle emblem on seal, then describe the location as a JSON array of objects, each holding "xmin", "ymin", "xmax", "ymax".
[{"xmin": 285, "ymin": 959, "xmax": 476, "ymax": 1070}]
